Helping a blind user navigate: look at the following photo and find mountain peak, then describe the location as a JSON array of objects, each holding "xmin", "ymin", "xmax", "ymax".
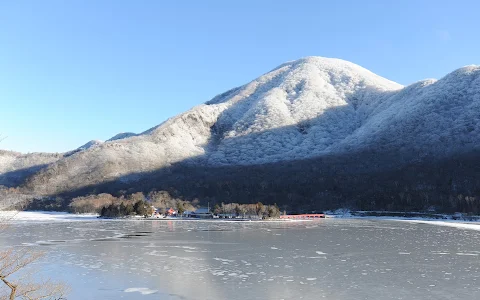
[
  {"xmin": 442, "ymin": 65, "xmax": 480, "ymax": 80},
  {"xmin": 208, "ymin": 56, "xmax": 402, "ymax": 107},
  {"xmin": 203, "ymin": 57, "xmax": 403, "ymax": 155},
  {"xmin": 278, "ymin": 56, "xmax": 367, "ymax": 70},
  {"xmin": 272, "ymin": 56, "xmax": 402, "ymax": 87}
]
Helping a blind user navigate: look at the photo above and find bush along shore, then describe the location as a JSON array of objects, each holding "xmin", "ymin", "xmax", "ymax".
[{"xmin": 51, "ymin": 191, "xmax": 282, "ymax": 220}]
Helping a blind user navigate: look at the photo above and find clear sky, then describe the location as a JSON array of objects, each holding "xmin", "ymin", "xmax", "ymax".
[{"xmin": 1, "ymin": 0, "xmax": 479, "ymax": 153}]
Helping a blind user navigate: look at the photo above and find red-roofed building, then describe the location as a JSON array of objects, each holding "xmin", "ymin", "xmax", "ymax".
[{"xmin": 167, "ymin": 208, "xmax": 177, "ymax": 216}]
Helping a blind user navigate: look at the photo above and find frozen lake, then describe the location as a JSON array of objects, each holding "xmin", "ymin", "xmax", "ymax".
[{"xmin": 1, "ymin": 215, "xmax": 480, "ymax": 299}]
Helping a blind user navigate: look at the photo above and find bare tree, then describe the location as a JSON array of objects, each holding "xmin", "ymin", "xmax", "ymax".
[
  {"xmin": 0, "ymin": 213, "xmax": 69, "ymax": 299},
  {"xmin": 0, "ymin": 211, "xmax": 16, "ymax": 232},
  {"xmin": 1, "ymin": 196, "xmax": 69, "ymax": 299}
]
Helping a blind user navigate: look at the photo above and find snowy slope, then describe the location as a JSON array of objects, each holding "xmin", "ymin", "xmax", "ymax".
[
  {"xmin": 0, "ymin": 150, "xmax": 62, "ymax": 186},
  {"xmin": 205, "ymin": 57, "xmax": 403, "ymax": 164},
  {"xmin": 27, "ymin": 104, "xmax": 226, "ymax": 194},
  {"xmin": 13, "ymin": 57, "xmax": 480, "ymax": 194},
  {"xmin": 333, "ymin": 66, "xmax": 480, "ymax": 157}
]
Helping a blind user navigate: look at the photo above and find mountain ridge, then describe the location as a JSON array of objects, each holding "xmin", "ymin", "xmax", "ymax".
[{"xmin": 1, "ymin": 56, "xmax": 479, "ymax": 200}]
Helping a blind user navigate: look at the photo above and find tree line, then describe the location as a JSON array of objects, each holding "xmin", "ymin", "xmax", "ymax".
[
  {"xmin": 45, "ymin": 149, "xmax": 480, "ymax": 215},
  {"xmin": 3, "ymin": 149, "xmax": 480, "ymax": 216},
  {"xmin": 53, "ymin": 189, "xmax": 282, "ymax": 219},
  {"xmin": 212, "ymin": 202, "xmax": 281, "ymax": 219}
]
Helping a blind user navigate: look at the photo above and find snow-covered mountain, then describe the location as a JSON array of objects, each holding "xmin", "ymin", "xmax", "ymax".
[{"xmin": 5, "ymin": 56, "xmax": 480, "ymax": 196}]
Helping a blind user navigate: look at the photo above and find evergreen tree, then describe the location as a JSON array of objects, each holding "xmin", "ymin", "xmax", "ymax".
[
  {"xmin": 234, "ymin": 205, "xmax": 241, "ymax": 217},
  {"xmin": 134, "ymin": 200, "xmax": 147, "ymax": 216},
  {"xmin": 256, "ymin": 202, "xmax": 264, "ymax": 218},
  {"xmin": 119, "ymin": 202, "xmax": 127, "ymax": 216},
  {"xmin": 213, "ymin": 204, "xmax": 221, "ymax": 215},
  {"xmin": 177, "ymin": 201, "xmax": 185, "ymax": 216},
  {"xmin": 125, "ymin": 203, "xmax": 134, "ymax": 215}
]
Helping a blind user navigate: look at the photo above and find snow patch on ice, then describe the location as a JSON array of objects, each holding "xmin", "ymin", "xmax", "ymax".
[
  {"xmin": 1, "ymin": 211, "xmax": 99, "ymax": 223},
  {"xmin": 124, "ymin": 287, "xmax": 158, "ymax": 295},
  {"xmin": 213, "ymin": 258, "xmax": 235, "ymax": 263},
  {"xmin": 395, "ymin": 219, "xmax": 480, "ymax": 231}
]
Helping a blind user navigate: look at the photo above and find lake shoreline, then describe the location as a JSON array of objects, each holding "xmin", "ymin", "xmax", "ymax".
[
  {"xmin": 326, "ymin": 210, "xmax": 480, "ymax": 221},
  {"xmin": 3, "ymin": 210, "xmax": 480, "ymax": 230},
  {"xmin": 1, "ymin": 210, "xmax": 304, "ymax": 223}
]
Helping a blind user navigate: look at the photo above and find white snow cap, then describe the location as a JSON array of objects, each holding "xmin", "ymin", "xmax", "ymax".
[{"xmin": 205, "ymin": 56, "xmax": 403, "ymax": 164}]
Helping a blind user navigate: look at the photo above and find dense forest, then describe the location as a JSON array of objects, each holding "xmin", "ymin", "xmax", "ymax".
[{"xmin": 8, "ymin": 149, "xmax": 479, "ymax": 215}]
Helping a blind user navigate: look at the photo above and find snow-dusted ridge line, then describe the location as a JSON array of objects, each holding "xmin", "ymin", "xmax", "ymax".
[{"xmin": 107, "ymin": 132, "xmax": 137, "ymax": 142}]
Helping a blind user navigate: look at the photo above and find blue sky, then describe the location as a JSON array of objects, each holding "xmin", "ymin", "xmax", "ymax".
[{"xmin": 1, "ymin": 0, "xmax": 479, "ymax": 153}]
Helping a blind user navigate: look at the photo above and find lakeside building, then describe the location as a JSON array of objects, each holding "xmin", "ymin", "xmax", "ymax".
[
  {"xmin": 166, "ymin": 208, "xmax": 177, "ymax": 217},
  {"xmin": 190, "ymin": 207, "xmax": 214, "ymax": 219}
]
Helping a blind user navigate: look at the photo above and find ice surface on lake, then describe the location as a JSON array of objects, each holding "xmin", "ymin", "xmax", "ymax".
[{"xmin": 1, "ymin": 216, "xmax": 480, "ymax": 299}]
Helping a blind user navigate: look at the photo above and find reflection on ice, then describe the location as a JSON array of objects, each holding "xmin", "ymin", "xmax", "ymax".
[{"xmin": 1, "ymin": 217, "xmax": 480, "ymax": 299}]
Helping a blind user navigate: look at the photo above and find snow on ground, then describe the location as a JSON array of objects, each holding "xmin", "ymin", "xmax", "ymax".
[
  {"xmin": 325, "ymin": 209, "xmax": 354, "ymax": 218},
  {"xmin": 0, "ymin": 211, "xmax": 99, "ymax": 223},
  {"xmin": 326, "ymin": 209, "xmax": 480, "ymax": 231},
  {"xmin": 394, "ymin": 219, "xmax": 480, "ymax": 231},
  {"xmin": 124, "ymin": 287, "xmax": 158, "ymax": 295},
  {"xmin": 325, "ymin": 209, "xmax": 480, "ymax": 231}
]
